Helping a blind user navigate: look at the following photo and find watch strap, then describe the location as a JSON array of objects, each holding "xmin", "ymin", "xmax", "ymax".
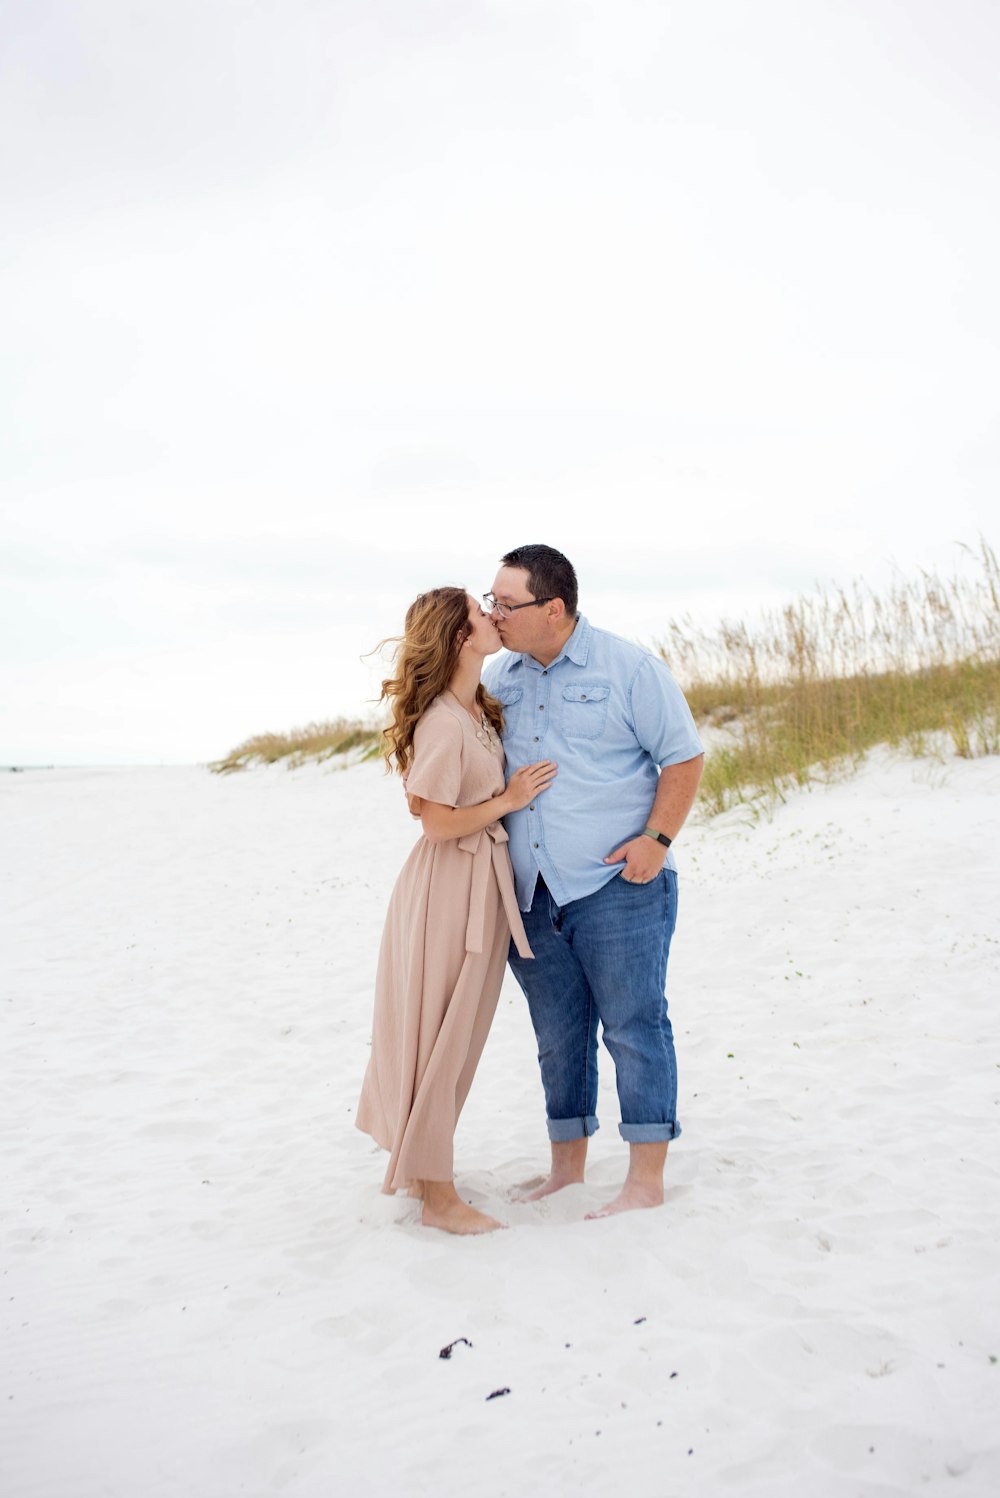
[{"xmin": 642, "ymin": 826, "xmax": 672, "ymax": 848}]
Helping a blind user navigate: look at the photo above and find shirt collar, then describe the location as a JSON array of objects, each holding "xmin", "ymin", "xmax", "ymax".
[{"xmin": 509, "ymin": 615, "xmax": 591, "ymax": 671}]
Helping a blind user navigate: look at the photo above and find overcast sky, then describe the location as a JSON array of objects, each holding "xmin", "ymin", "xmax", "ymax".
[{"xmin": 3, "ymin": 0, "xmax": 998, "ymax": 764}]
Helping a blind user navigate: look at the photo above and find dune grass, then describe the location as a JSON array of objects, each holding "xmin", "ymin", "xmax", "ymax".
[
  {"xmin": 210, "ymin": 541, "xmax": 999, "ymax": 809},
  {"xmin": 659, "ymin": 538, "xmax": 1000, "ymax": 815},
  {"xmin": 209, "ymin": 718, "xmax": 382, "ymax": 774}
]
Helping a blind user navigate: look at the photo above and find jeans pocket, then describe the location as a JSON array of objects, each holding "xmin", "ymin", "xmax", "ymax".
[{"xmin": 617, "ymin": 868, "xmax": 664, "ymax": 885}]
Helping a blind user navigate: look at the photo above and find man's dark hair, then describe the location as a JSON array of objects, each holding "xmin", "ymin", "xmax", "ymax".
[{"xmin": 500, "ymin": 544, "xmax": 578, "ymax": 617}]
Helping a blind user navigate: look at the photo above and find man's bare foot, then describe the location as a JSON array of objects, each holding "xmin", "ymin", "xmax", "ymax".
[
  {"xmin": 585, "ymin": 1178, "xmax": 664, "ymax": 1219},
  {"xmin": 515, "ymin": 1138, "xmax": 588, "ymax": 1201},
  {"xmin": 514, "ymin": 1170, "xmax": 586, "ymax": 1203},
  {"xmin": 420, "ymin": 1179, "xmax": 505, "ymax": 1234},
  {"xmin": 407, "ymin": 1182, "xmax": 425, "ymax": 1199},
  {"xmin": 421, "ymin": 1198, "xmax": 505, "ymax": 1235},
  {"xmin": 585, "ymin": 1141, "xmax": 668, "ymax": 1218}
]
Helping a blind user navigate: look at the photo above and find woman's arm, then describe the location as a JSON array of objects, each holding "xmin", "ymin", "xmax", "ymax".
[{"xmin": 413, "ymin": 761, "xmax": 557, "ymax": 844}]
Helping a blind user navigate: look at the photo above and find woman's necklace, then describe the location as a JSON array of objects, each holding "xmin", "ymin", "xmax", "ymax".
[
  {"xmin": 473, "ymin": 713, "xmax": 501, "ymax": 752},
  {"xmin": 452, "ymin": 692, "xmax": 500, "ymax": 752}
]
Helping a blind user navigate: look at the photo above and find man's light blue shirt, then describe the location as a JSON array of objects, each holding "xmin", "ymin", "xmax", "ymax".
[{"xmin": 483, "ymin": 616, "xmax": 704, "ymax": 911}]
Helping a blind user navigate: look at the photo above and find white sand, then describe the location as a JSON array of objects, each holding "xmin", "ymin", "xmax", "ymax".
[{"xmin": 3, "ymin": 750, "xmax": 999, "ymax": 1496}]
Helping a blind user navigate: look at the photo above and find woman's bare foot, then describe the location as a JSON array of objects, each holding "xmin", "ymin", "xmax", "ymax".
[
  {"xmin": 422, "ymin": 1199, "xmax": 504, "ymax": 1234},
  {"xmin": 421, "ymin": 1180, "xmax": 505, "ymax": 1235}
]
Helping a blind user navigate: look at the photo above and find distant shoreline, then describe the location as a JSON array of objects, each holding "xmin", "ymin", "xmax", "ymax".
[{"xmin": 2, "ymin": 762, "xmax": 199, "ymax": 773}]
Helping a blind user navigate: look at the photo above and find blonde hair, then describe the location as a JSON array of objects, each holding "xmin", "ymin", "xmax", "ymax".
[{"xmin": 377, "ymin": 587, "xmax": 505, "ymax": 775}]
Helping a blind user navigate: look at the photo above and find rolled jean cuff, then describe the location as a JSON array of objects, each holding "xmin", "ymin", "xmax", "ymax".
[
  {"xmin": 547, "ymin": 1115, "xmax": 600, "ymax": 1142},
  {"xmin": 618, "ymin": 1120, "xmax": 682, "ymax": 1144}
]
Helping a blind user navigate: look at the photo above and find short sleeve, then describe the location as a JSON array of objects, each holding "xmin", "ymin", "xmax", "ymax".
[
  {"xmin": 405, "ymin": 709, "xmax": 464, "ymax": 805},
  {"xmin": 629, "ymin": 656, "xmax": 704, "ymax": 767}
]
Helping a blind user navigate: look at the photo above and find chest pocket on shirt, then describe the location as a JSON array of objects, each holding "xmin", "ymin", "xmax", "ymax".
[
  {"xmin": 494, "ymin": 685, "xmax": 523, "ymax": 736},
  {"xmin": 560, "ymin": 683, "xmax": 611, "ymax": 739}
]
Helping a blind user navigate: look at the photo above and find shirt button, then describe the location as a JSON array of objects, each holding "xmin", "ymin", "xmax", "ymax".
[
  {"xmin": 532, "ymin": 842, "xmax": 539, "ymax": 848},
  {"xmin": 533, "ymin": 736, "xmax": 539, "ymax": 742},
  {"xmin": 538, "ymin": 704, "xmax": 544, "ymax": 710},
  {"xmin": 529, "ymin": 803, "xmax": 535, "ymax": 810},
  {"xmin": 542, "ymin": 670, "xmax": 547, "ymax": 675}
]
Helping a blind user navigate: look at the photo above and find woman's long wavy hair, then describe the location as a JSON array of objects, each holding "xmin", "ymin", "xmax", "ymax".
[{"xmin": 377, "ymin": 587, "xmax": 505, "ymax": 775}]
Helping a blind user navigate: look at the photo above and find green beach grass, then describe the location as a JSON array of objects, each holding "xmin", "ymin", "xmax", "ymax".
[
  {"xmin": 664, "ymin": 539, "xmax": 998, "ymax": 814},
  {"xmin": 209, "ymin": 717, "xmax": 383, "ymax": 774},
  {"xmin": 211, "ymin": 541, "xmax": 1000, "ymax": 811}
]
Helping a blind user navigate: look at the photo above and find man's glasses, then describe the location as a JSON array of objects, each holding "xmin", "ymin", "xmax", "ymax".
[{"xmin": 482, "ymin": 593, "xmax": 555, "ymax": 619}]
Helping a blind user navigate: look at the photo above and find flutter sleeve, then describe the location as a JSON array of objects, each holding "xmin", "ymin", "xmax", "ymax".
[{"xmin": 405, "ymin": 708, "xmax": 463, "ymax": 805}]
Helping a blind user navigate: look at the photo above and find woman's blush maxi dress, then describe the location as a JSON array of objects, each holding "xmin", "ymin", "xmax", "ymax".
[{"xmin": 356, "ymin": 692, "xmax": 533, "ymax": 1193}]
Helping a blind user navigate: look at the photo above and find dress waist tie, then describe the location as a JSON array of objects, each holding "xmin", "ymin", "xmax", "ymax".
[{"xmin": 457, "ymin": 821, "xmax": 534, "ymax": 960}]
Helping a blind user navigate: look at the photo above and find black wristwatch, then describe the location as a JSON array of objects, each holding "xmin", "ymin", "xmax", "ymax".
[{"xmin": 642, "ymin": 826, "xmax": 673, "ymax": 848}]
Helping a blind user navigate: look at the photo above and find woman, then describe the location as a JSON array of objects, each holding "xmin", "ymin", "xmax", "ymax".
[{"xmin": 356, "ymin": 588, "xmax": 556, "ymax": 1235}]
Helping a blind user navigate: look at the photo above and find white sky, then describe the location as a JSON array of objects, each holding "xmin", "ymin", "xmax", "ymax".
[{"xmin": 3, "ymin": 0, "xmax": 998, "ymax": 764}]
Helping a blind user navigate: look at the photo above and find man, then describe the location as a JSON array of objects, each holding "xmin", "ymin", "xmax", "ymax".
[{"xmin": 482, "ymin": 544, "xmax": 704, "ymax": 1218}]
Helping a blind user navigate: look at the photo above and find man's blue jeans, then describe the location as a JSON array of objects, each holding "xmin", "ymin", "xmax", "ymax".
[{"xmin": 508, "ymin": 869, "xmax": 682, "ymax": 1143}]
